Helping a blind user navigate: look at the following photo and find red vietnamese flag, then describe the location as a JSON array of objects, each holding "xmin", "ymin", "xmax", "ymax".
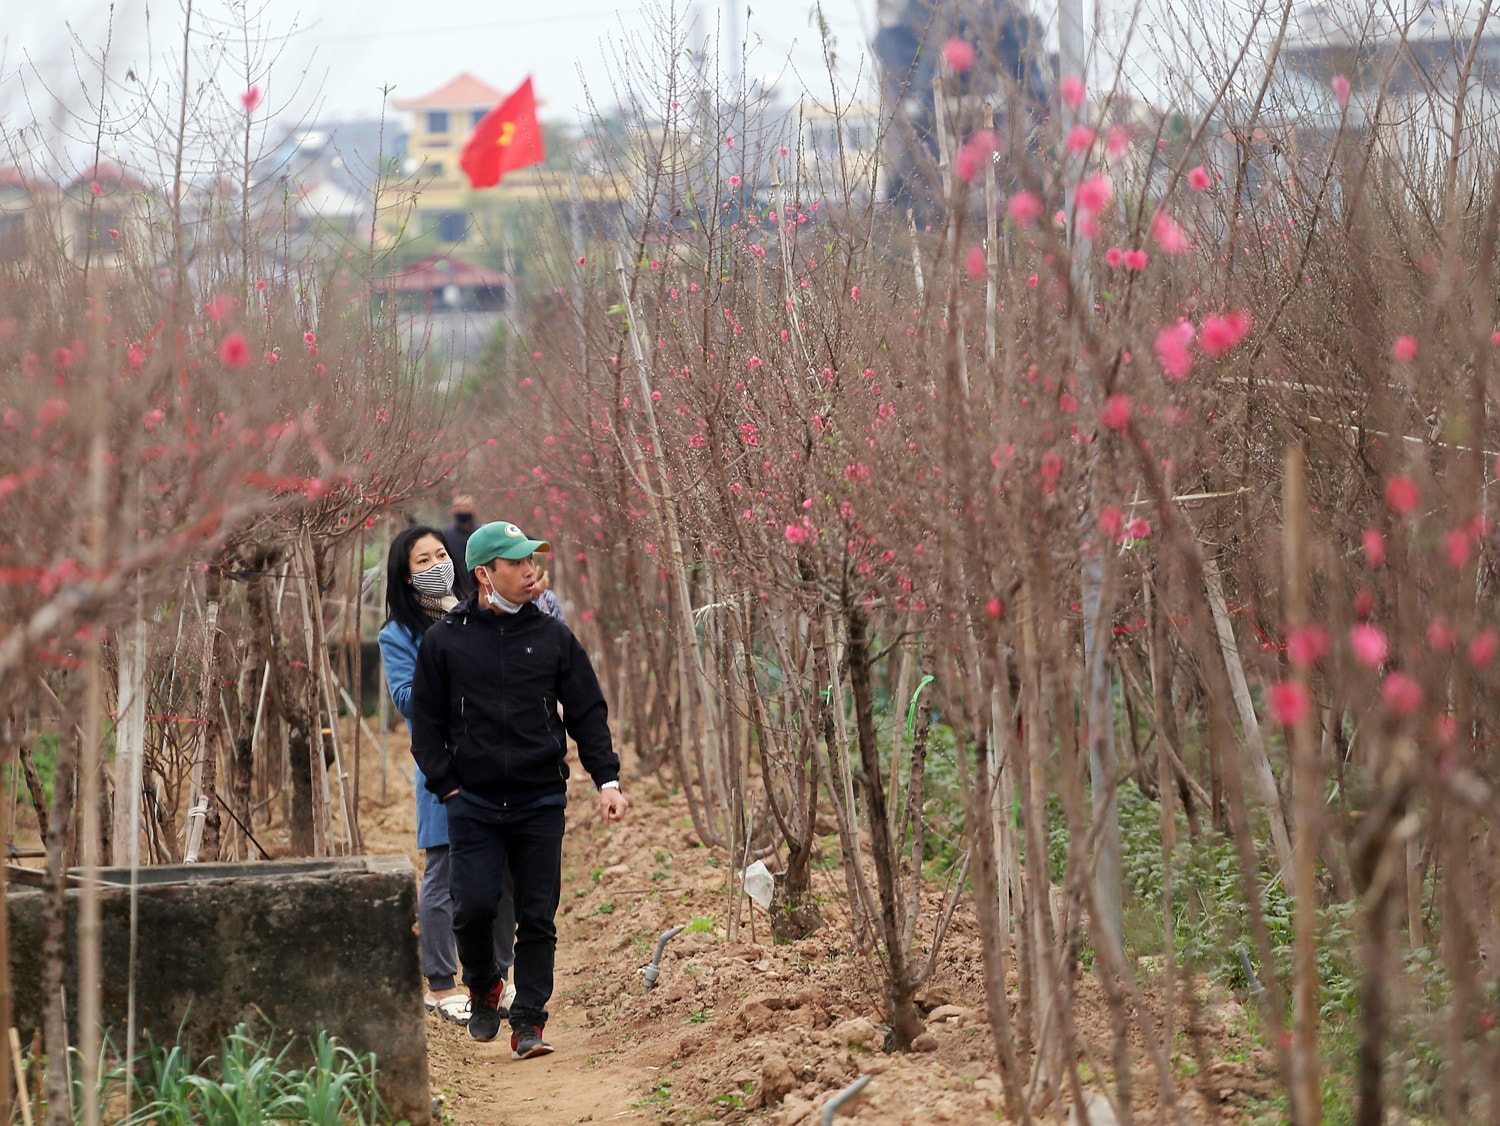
[{"xmin": 460, "ymin": 76, "xmax": 545, "ymax": 188}]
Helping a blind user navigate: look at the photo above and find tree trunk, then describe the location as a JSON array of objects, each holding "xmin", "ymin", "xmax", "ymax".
[
  {"xmin": 846, "ymin": 603, "xmax": 924, "ymax": 1051},
  {"xmin": 247, "ymin": 549, "xmax": 315, "ymax": 855},
  {"xmin": 40, "ymin": 729, "xmax": 78, "ymax": 1126},
  {"xmin": 970, "ymin": 730, "xmax": 1026, "ymax": 1121}
]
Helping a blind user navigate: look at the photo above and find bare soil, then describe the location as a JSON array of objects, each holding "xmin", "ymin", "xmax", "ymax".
[{"xmin": 356, "ymin": 730, "xmax": 1274, "ymax": 1125}]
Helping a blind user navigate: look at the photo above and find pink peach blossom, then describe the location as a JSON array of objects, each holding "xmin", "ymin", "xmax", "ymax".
[
  {"xmin": 1076, "ymin": 174, "xmax": 1113, "ymax": 214},
  {"xmin": 1100, "ymin": 392, "xmax": 1131, "ymax": 430},
  {"xmin": 1385, "ymin": 475, "xmax": 1420, "ymax": 515},
  {"xmin": 1152, "ymin": 210, "xmax": 1188, "ymax": 254},
  {"xmin": 1154, "ymin": 322, "xmax": 1195, "ymax": 380},
  {"xmin": 1381, "ymin": 672, "xmax": 1423, "ymax": 715},
  {"xmin": 1286, "ymin": 625, "xmax": 1330, "ymax": 667},
  {"xmin": 1269, "ymin": 680, "xmax": 1309, "ymax": 726},
  {"xmin": 1332, "ymin": 75, "xmax": 1351, "ymax": 107},
  {"xmin": 954, "ymin": 147, "xmax": 981, "ymax": 183},
  {"xmin": 1199, "ymin": 311, "xmax": 1251, "ymax": 355},
  {"xmin": 1007, "ymin": 191, "xmax": 1043, "ymax": 226},
  {"xmin": 1350, "ymin": 623, "xmax": 1388, "ymax": 667},
  {"xmin": 1445, "ymin": 528, "xmax": 1471, "ymax": 568},
  {"xmin": 219, "ymin": 332, "xmax": 250, "ymax": 368},
  {"xmin": 1188, "ymin": 165, "xmax": 1211, "ymax": 191},
  {"xmin": 1059, "ymin": 75, "xmax": 1086, "ymax": 110},
  {"xmin": 1470, "ymin": 628, "xmax": 1498, "ymax": 667},
  {"xmin": 1363, "ymin": 528, "xmax": 1386, "ymax": 568},
  {"xmin": 941, "ymin": 38, "xmax": 976, "ymax": 71},
  {"xmin": 1392, "ymin": 335, "xmax": 1418, "ymax": 362},
  {"xmin": 1065, "ymin": 125, "xmax": 1097, "ymax": 154}
]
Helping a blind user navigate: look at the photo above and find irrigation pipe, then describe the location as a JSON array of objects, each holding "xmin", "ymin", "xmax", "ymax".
[
  {"xmin": 643, "ymin": 925, "xmax": 686, "ymax": 991},
  {"xmin": 820, "ymin": 1075, "xmax": 871, "ymax": 1124}
]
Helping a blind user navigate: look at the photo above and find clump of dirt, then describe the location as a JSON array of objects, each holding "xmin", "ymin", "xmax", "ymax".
[{"xmin": 358, "ymin": 733, "xmax": 1271, "ymax": 1124}]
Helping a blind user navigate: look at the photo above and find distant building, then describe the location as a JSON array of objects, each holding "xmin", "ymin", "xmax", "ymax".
[
  {"xmin": 250, "ymin": 121, "xmax": 401, "ymax": 256},
  {"xmin": 374, "ymin": 254, "xmax": 509, "ymax": 388},
  {"xmin": 1266, "ymin": 2, "xmax": 1500, "ymax": 186},
  {"xmin": 0, "ymin": 162, "xmax": 159, "ymax": 273},
  {"xmin": 390, "ymin": 73, "xmax": 511, "ymax": 245},
  {"xmin": 797, "ymin": 99, "xmax": 886, "ymax": 201}
]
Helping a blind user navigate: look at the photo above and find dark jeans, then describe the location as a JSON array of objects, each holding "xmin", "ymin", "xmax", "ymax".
[
  {"xmin": 419, "ymin": 845, "xmax": 514, "ymax": 992},
  {"xmin": 446, "ymin": 792, "xmax": 564, "ymax": 1032}
]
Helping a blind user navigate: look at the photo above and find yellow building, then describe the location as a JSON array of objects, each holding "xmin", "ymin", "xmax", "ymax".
[
  {"xmin": 380, "ymin": 73, "xmax": 629, "ymax": 260},
  {"xmin": 389, "ymin": 73, "xmax": 511, "ymax": 243}
]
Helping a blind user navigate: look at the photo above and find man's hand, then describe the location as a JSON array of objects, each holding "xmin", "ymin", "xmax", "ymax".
[{"xmin": 599, "ymin": 787, "xmax": 629, "ymax": 823}]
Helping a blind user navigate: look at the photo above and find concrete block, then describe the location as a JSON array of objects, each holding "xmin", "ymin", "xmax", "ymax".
[{"xmin": 8, "ymin": 854, "xmax": 429, "ymax": 1124}]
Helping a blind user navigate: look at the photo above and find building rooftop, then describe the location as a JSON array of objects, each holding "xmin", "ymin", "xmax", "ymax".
[
  {"xmin": 391, "ymin": 73, "xmax": 507, "ymax": 112},
  {"xmin": 376, "ymin": 254, "xmax": 508, "ymax": 294}
]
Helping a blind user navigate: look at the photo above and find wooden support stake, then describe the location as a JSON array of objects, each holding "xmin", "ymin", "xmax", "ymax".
[
  {"xmin": 1284, "ymin": 445, "xmax": 1322, "ymax": 1125},
  {"xmin": 292, "ymin": 541, "xmax": 332, "ymax": 858},
  {"xmin": 9, "ymin": 1028, "xmax": 32, "ymax": 1126},
  {"xmin": 304, "ymin": 532, "xmax": 360, "ymax": 856},
  {"xmin": 182, "ymin": 601, "xmax": 221, "ymax": 863}
]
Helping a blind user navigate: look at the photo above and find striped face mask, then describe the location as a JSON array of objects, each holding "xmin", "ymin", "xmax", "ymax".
[{"xmin": 410, "ymin": 561, "xmax": 454, "ymax": 597}]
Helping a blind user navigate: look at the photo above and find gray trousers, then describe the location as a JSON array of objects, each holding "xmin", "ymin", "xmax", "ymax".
[{"xmin": 420, "ymin": 844, "xmax": 515, "ymax": 992}]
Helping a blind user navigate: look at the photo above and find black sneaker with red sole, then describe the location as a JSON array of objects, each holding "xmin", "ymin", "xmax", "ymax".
[
  {"xmin": 510, "ymin": 1024, "xmax": 554, "ymax": 1059},
  {"xmin": 467, "ymin": 981, "xmax": 507, "ymax": 1043}
]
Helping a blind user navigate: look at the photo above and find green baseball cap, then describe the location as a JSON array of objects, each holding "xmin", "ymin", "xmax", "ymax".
[{"xmin": 465, "ymin": 521, "xmax": 551, "ymax": 571}]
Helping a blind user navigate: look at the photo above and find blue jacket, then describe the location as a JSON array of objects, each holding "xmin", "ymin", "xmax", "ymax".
[{"xmin": 378, "ymin": 619, "xmax": 449, "ymax": 850}]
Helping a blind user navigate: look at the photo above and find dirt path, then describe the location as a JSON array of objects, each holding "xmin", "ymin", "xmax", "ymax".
[
  {"xmin": 358, "ymin": 739, "xmax": 671, "ymax": 1124},
  {"xmin": 421, "ymin": 892, "xmax": 666, "ymax": 1125},
  {"xmin": 356, "ymin": 732, "xmax": 1264, "ymax": 1125}
]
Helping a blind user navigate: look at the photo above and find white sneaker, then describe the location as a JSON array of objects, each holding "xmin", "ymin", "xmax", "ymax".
[{"xmin": 498, "ymin": 980, "xmax": 517, "ymax": 1016}]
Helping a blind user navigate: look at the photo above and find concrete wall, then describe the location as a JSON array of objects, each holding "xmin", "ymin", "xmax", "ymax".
[{"xmin": 8, "ymin": 854, "xmax": 430, "ymax": 1124}]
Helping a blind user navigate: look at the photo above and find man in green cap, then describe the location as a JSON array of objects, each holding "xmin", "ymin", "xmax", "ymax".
[{"xmin": 410, "ymin": 520, "xmax": 627, "ymax": 1057}]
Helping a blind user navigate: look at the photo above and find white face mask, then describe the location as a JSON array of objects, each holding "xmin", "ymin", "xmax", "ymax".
[
  {"xmin": 410, "ymin": 560, "xmax": 454, "ymax": 597},
  {"xmin": 486, "ymin": 587, "xmax": 523, "ymax": 613}
]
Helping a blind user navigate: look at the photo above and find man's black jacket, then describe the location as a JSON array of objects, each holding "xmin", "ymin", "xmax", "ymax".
[{"xmin": 409, "ymin": 597, "xmax": 619, "ymax": 805}]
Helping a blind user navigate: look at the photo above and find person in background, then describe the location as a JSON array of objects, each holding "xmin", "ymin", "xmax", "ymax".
[
  {"xmin": 409, "ymin": 521, "xmax": 626, "ymax": 1058},
  {"xmin": 378, "ymin": 524, "xmax": 517, "ymax": 1024},
  {"xmin": 443, "ymin": 495, "xmax": 478, "ymax": 595},
  {"xmin": 532, "ymin": 554, "xmax": 565, "ymax": 623}
]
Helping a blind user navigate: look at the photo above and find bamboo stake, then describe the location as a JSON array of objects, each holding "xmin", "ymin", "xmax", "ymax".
[
  {"xmin": 0, "ymin": 719, "xmax": 13, "ymax": 1126},
  {"xmin": 349, "ymin": 534, "xmax": 365, "ymax": 824},
  {"xmin": 1201, "ymin": 551, "xmax": 1296, "ymax": 876},
  {"xmin": 77, "ymin": 360, "xmax": 109, "ymax": 1126},
  {"xmin": 9, "ymin": 1029, "xmax": 32, "ymax": 1126},
  {"xmin": 311, "ymin": 565, "xmax": 360, "ymax": 856},
  {"xmin": 375, "ymin": 529, "xmax": 390, "ymax": 804},
  {"xmin": 181, "ymin": 600, "xmax": 221, "ymax": 864},
  {"xmin": 1284, "ymin": 446, "xmax": 1321, "ymax": 1126},
  {"xmin": 292, "ymin": 542, "xmax": 331, "ymax": 858},
  {"xmin": 614, "ymin": 251, "xmax": 729, "ymax": 838},
  {"xmin": 983, "ymin": 101, "xmax": 998, "ymax": 362}
]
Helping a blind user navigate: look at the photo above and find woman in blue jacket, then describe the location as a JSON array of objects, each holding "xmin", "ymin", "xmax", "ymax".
[{"xmin": 379, "ymin": 524, "xmax": 518, "ymax": 1023}]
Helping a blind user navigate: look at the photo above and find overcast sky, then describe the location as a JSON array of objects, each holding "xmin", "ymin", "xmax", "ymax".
[{"xmin": 1, "ymin": 0, "xmax": 880, "ymax": 141}]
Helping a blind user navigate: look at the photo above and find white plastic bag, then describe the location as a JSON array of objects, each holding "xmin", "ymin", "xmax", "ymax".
[{"xmin": 741, "ymin": 859, "xmax": 774, "ymax": 909}]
